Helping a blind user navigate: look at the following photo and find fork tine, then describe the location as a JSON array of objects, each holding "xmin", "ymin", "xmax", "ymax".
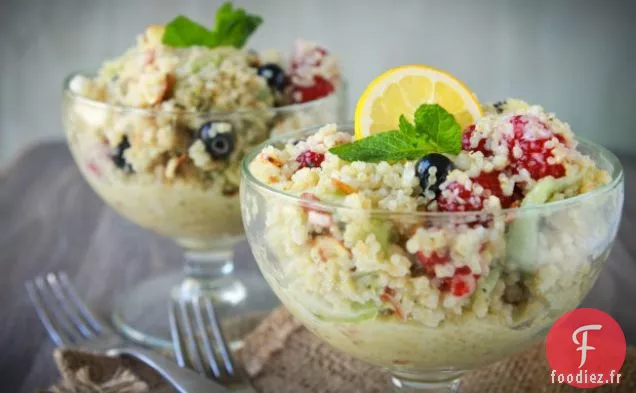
[
  {"xmin": 46, "ymin": 273, "xmax": 95, "ymax": 338},
  {"xmin": 33, "ymin": 275, "xmax": 84, "ymax": 344},
  {"xmin": 169, "ymin": 299, "xmax": 187, "ymax": 368},
  {"xmin": 176, "ymin": 299, "xmax": 206, "ymax": 374},
  {"xmin": 202, "ymin": 296, "xmax": 235, "ymax": 377},
  {"xmin": 58, "ymin": 272, "xmax": 109, "ymax": 334},
  {"xmin": 192, "ymin": 296, "xmax": 222, "ymax": 378},
  {"xmin": 26, "ymin": 279, "xmax": 70, "ymax": 346}
]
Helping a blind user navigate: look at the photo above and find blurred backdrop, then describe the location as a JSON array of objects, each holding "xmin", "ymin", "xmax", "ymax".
[{"xmin": 1, "ymin": 0, "xmax": 635, "ymax": 167}]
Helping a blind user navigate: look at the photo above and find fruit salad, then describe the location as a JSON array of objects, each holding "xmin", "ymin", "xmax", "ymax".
[
  {"xmin": 63, "ymin": 3, "xmax": 341, "ymax": 250},
  {"xmin": 242, "ymin": 66, "xmax": 622, "ymax": 371}
]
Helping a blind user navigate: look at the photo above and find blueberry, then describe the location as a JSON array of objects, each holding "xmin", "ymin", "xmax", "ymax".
[
  {"xmin": 112, "ymin": 136, "xmax": 133, "ymax": 172},
  {"xmin": 198, "ymin": 121, "xmax": 235, "ymax": 160},
  {"xmin": 415, "ymin": 153, "xmax": 454, "ymax": 196},
  {"xmin": 257, "ymin": 63, "xmax": 288, "ymax": 92}
]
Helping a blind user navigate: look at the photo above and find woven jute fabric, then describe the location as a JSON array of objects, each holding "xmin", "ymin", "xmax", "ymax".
[{"xmin": 40, "ymin": 307, "xmax": 635, "ymax": 393}]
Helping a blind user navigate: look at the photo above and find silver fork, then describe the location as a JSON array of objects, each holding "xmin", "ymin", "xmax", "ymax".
[
  {"xmin": 26, "ymin": 272, "xmax": 231, "ymax": 393},
  {"xmin": 170, "ymin": 296, "xmax": 257, "ymax": 392}
]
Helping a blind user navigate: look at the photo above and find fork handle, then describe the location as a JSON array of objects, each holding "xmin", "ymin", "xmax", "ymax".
[{"xmin": 108, "ymin": 347, "xmax": 230, "ymax": 393}]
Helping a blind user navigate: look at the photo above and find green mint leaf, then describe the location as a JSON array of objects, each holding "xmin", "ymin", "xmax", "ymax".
[
  {"xmin": 398, "ymin": 115, "xmax": 417, "ymax": 136},
  {"xmin": 210, "ymin": 2, "xmax": 262, "ymax": 48},
  {"xmin": 162, "ymin": 16, "xmax": 214, "ymax": 47},
  {"xmin": 414, "ymin": 104, "xmax": 461, "ymax": 154},
  {"xmin": 162, "ymin": 3, "xmax": 262, "ymax": 49},
  {"xmin": 329, "ymin": 130, "xmax": 436, "ymax": 162},
  {"xmin": 331, "ymin": 104, "xmax": 464, "ymax": 162}
]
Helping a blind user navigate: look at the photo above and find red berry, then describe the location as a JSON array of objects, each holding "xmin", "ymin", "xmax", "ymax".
[
  {"xmin": 450, "ymin": 275, "xmax": 471, "ymax": 297},
  {"xmin": 296, "ymin": 151, "xmax": 325, "ymax": 169},
  {"xmin": 426, "ymin": 263, "xmax": 479, "ymax": 296},
  {"xmin": 416, "ymin": 251, "xmax": 450, "ymax": 277},
  {"xmin": 451, "ymin": 267, "xmax": 477, "ymax": 297},
  {"xmin": 291, "ymin": 41, "xmax": 328, "ymax": 70},
  {"xmin": 473, "ymin": 171, "xmax": 521, "ymax": 208},
  {"xmin": 292, "ymin": 76, "xmax": 334, "ymax": 103},
  {"xmin": 438, "ymin": 277, "xmax": 452, "ymax": 292},
  {"xmin": 473, "ymin": 171, "xmax": 501, "ymax": 195},
  {"xmin": 437, "ymin": 170, "xmax": 524, "ymax": 212},
  {"xmin": 462, "ymin": 125, "xmax": 490, "ymax": 156},
  {"xmin": 510, "ymin": 114, "xmax": 528, "ymax": 138},
  {"xmin": 437, "ymin": 181, "xmax": 484, "ymax": 212},
  {"xmin": 416, "ymin": 251, "xmax": 450, "ymax": 267},
  {"xmin": 505, "ymin": 115, "xmax": 566, "ymax": 180},
  {"xmin": 455, "ymin": 265, "xmax": 472, "ymax": 276}
]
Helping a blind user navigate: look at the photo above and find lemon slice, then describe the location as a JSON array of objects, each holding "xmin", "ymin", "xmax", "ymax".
[{"xmin": 354, "ymin": 65, "xmax": 483, "ymax": 140}]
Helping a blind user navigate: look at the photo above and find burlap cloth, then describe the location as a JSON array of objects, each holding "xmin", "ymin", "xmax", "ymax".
[{"xmin": 39, "ymin": 307, "xmax": 636, "ymax": 393}]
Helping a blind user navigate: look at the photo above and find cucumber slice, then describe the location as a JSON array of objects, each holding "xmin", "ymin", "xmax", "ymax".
[
  {"xmin": 477, "ymin": 266, "xmax": 501, "ymax": 296},
  {"xmin": 472, "ymin": 266, "xmax": 502, "ymax": 305},
  {"xmin": 368, "ymin": 219, "xmax": 393, "ymax": 252},
  {"xmin": 302, "ymin": 293, "xmax": 379, "ymax": 323},
  {"xmin": 506, "ymin": 170, "xmax": 587, "ymax": 271}
]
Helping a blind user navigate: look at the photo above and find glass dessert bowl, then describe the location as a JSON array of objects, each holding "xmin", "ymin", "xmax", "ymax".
[
  {"xmin": 62, "ymin": 8, "xmax": 344, "ymax": 349},
  {"xmin": 241, "ymin": 116, "xmax": 623, "ymax": 391}
]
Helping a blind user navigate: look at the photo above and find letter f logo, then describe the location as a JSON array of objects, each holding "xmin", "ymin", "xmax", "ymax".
[{"xmin": 572, "ymin": 324, "xmax": 602, "ymax": 368}]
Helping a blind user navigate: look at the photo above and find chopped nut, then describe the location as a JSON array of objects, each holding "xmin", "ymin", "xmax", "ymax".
[
  {"xmin": 265, "ymin": 155, "xmax": 285, "ymax": 168},
  {"xmin": 164, "ymin": 154, "xmax": 187, "ymax": 179},
  {"xmin": 144, "ymin": 25, "xmax": 165, "ymax": 47},
  {"xmin": 150, "ymin": 73, "xmax": 176, "ymax": 106}
]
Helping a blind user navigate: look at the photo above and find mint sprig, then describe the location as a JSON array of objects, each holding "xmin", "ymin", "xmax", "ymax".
[
  {"xmin": 162, "ymin": 16, "xmax": 216, "ymax": 48},
  {"xmin": 162, "ymin": 2, "xmax": 262, "ymax": 49},
  {"xmin": 413, "ymin": 104, "xmax": 462, "ymax": 153},
  {"xmin": 329, "ymin": 104, "xmax": 462, "ymax": 162}
]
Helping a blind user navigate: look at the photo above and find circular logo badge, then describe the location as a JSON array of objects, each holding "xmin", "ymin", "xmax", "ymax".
[{"xmin": 546, "ymin": 308, "xmax": 626, "ymax": 388}]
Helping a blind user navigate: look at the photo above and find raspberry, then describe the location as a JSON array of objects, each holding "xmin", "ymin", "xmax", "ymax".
[
  {"xmin": 437, "ymin": 171, "xmax": 521, "ymax": 211},
  {"xmin": 296, "ymin": 151, "xmax": 325, "ymax": 169},
  {"xmin": 435, "ymin": 266, "xmax": 478, "ymax": 297},
  {"xmin": 437, "ymin": 181, "xmax": 483, "ymax": 212},
  {"xmin": 451, "ymin": 266, "xmax": 476, "ymax": 297},
  {"xmin": 415, "ymin": 251, "xmax": 481, "ymax": 297},
  {"xmin": 291, "ymin": 41, "xmax": 328, "ymax": 70},
  {"xmin": 416, "ymin": 251, "xmax": 450, "ymax": 277},
  {"xmin": 416, "ymin": 251, "xmax": 450, "ymax": 267},
  {"xmin": 506, "ymin": 115, "xmax": 566, "ymax": 180},
  {"xmin": 451, "ymin": 278, "xmax": 469, "ymax": 296},
  {"xmin": 292, "ymin": 76, "xmax": 335, "ymax": 103},
  {"xmin": 455, "ymin": 266, "xmax": 472, "ymax": 276},
  {"xmin": 461, "ymin": 125, "xmax": 490, "ymax": 156},
  {"xmin": 450, "ymin": 275, "xmax": 473, "ymax": 297},
  {"xmin": 472, "ymin": 171, "xmax": 520, "ymax": 208},
  {"xmin": 438, "ymin": 277, "xmax": 452, "ymax": 293},
  {"xmin": 289, "ymin": 40, "xmax": 335, "ymax": 102}
]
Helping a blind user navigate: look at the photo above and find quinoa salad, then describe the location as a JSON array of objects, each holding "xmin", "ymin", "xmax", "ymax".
[
  {"xmin": 63, "ymin": 5, "xmax": 341, "ymax": 250},
  {"xmin": 244, "ymin": 99, "xmax": 621, "ymax": 369}
]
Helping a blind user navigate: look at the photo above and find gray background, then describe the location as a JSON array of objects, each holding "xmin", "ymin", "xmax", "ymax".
[{"xmin": 1, "ymin": 0, "xmax": 635, "ymax": 167}]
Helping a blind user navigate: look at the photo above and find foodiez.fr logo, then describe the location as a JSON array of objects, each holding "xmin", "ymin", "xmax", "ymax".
[{"xmin": 546, "ymin": 308, "xmax": 626, "ymax": 388}]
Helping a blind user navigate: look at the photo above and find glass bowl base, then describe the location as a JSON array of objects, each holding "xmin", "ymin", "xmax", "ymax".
[
  {"xmin": 111, "ymin": 269, "xmax": 280, "ymax": 351},
  {"xmin": 391, "ymin": 376, "xmax": 461, "ymax": 392}
]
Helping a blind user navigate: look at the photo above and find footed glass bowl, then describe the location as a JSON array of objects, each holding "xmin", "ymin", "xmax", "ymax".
[
  {"xmin": 62, "ymin": 72, "xmax": 345, "ymax": 349},
  {"xmin": 240, "ymin": 125, "xmax": 624, "ymax": 392}
]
